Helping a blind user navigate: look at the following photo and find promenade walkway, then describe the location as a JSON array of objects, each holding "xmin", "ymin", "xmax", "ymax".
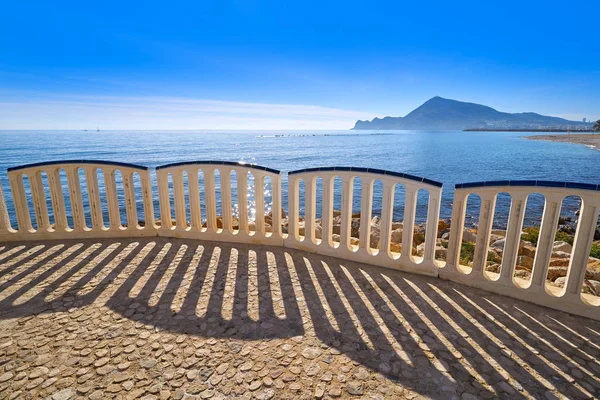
[{"xmin": 0, "ymin": 238, "xmax": 598, "ymax": 399}]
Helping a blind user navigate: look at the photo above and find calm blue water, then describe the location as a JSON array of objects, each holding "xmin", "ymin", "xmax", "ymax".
[{"xmin": 0, "ymin": 130, "xmax": 598, "ymax": 229}]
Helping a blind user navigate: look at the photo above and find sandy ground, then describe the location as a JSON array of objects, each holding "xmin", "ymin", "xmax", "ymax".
[{"xmin": 526, "ymin": 133, "xmax": 600, "ymax": 150}]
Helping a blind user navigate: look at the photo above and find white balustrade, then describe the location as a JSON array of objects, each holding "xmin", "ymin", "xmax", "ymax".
[
  {"xmin": 0, "ymin": 161, "xmax": 155, "ymax": 240},
  {"xmin": 284, "ymin": 167, "xmax": 443, "ymax": 277},
  {"xmin": 155, "ymin": 162, "xmax": 283, "ymax": 246},
  {"xmin": 441, "ymin": 181, "xmax": 600, "ymax": 320},
  {"xmin": 1, "ymin": 160, "xmax": 598, "ymax": 320}
]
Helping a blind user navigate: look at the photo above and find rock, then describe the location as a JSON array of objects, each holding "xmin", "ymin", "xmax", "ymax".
[
  {"xmin": 351, "ymin": 218, "xmax": 361, "ymax": 238},
  {"xmin": 554, "ymin": 277, "xmax": 567, "ymax": 288},
  {"xmin": 52, "ymin": 389, "xmax": 75, "ymax": 400},
  {"xmin": 371, "ymin": 216, "xmax": 381, "ymax": 226},
  {"xmin": 438, "ymin": 219, "xmax": 450, "ymax": 231},
  {"xmin": 462, "ymin": 229, "xmax": 477, "ymax": 243},
  {"xmin": 547, "ymin": 266, "xmax": 568, "ymax": 281},
  {"xmin": 517, "ymin": 255, "xmax": 534, "ymax": 270},
  {"xmin": 519, "ymin": 241, "xmax": 537, "ymax": 258},
  {"xmin": 391, "ymin": 221, "xmax": 403, "ymax": 230},
  {"xmin": 514, "ymin": 270, "xmax": 531, "ymax": 280},
  {"xmin": 301, "ymin": 347, "xmax": 322, "ymax": 360},
  {"xmin": 491, "ymin": 239, "xmax": 505, "ymax": 249},
  {"xmin": 390, "ymin": 228, "xmax": 403, "ymax": 244},
  {"xmin": 346, "ymin": 381, "xmax": 363, "ymax": 395},
  {"xmin": 552, "ymin": 251, "xmax": 571, "ymax": 259},
  {"xmin": 553, "ymin": 241, "xmax": 572, "ymax": 253},
  {"xmin": 435, "ymin": 247, "xmax": 447, "ymax": 260},
  {"xmin": 549, "ymin": 258, "xmax": 570, "ymax": 267},
  {"xmin": 583, "ymin": 280, "xmax": 600, "ymax": 295}
]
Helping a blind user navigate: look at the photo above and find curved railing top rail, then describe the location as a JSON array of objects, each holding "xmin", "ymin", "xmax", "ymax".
[
  {"xmin": 456, "ymin": 180, "xmax": 600, "ymax": 191},
  {"xmin": 156, "ymin": 160, "xmax": 280, "ymax": 175},
  {"xmin": 7, "ymin": 160, "xmax": 149, "ymax": 172},
  {"xmin": 288, "ymin": 166, "xmax": 443, "ymax": 188}
]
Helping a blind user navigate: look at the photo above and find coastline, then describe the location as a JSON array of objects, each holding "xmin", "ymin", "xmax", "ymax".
[{"xmin": 525, "ymin": 133, "xmax": 600, "ymax": 151}]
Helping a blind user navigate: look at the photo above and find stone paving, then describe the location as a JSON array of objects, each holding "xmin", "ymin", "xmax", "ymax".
[{"xmin": 0, "ymin": 238, "xmax": 599, "ymax": 400}]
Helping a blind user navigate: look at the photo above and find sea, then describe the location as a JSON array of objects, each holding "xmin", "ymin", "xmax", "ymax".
[{"xmin": 0, "ymin": 130, "xmax": 599, "ymax": 230}]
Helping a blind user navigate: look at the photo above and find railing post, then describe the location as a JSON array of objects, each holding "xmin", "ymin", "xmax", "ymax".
[
  {"xmin": 378, "ymin": 181, "xmax": 395, "ymax": 259},
  {"xmin": 564, "ymin": 199, "xmax": 600, "ymax": 302},
  {"xmin": 48, "ymin": 168, "xmax": 68, "ymax": 231},
  {"xmin": 157, "ymin": 169, "xmax": 172, "ymax": 231},
  {"xmin": 340, "ymin": 175, "xmax": 354, "ymax": 251},
  {"xmin": 204, "ymin": 167, "xmax": 217, "ymax": 232},
  {"xmin": 220, "ymin": 169, "xmax": 233, "ymax": 234},
  {"xmin": 272, "ymin": 173, "xmax": 282, "ymax": 238},
  {"xmin": 84, "ymin": 167, "xmax": 104, "ymax": 230},
  {"xmin": 123, "ymin": 171, "xmax": 139, "ymax": 230},
  {"xmin": 529, "ymin": 194, "xmax": 562, "ymax": 292},
  {"xmin": 237, "ymin": 170, "xmax": 249, "ymax": 234},
  {"xmin": 321, "ymin": 175, "xmax": 334, "ymax": 247},
  {"xmin": 254, "ymin": 173, "xmax": 265, "ymax": 235},
  {"xmin": 8, "ymin": 172, "xmax": 33, "ymax": 233},
  {"xmin": 30, "ymin": 171, "xmax": 50, "ymax": 231},
  {"xmin": 498, "ymin": 192, "xmax": 528, "ymax": 285},
  {"xmin": 140, "ymin": 170, "xmax": 156, "ymax": 230},
  {"xmin": 400, "ymin": 186, "xmax": 417, "ymax": 263},
  {"xmin": 304, "ymin": 176, "xmax": 316, "ymax": 244},
  {"xmin": 65, "ymin": 167, "xmax": 86, "ymax": 231},
  {"xmin": 445, "ymin": 190, "xmax": 468, "ymax": 271},
  {"xmin": 358, "ymin": 177, "xmax": 374, "ymax": 253},
  {"xmin": 171, "ymin": 169, "xmax": 186, "ymax": 231},
  {"xmin": 105, "ymin": 168, "xmax": 122, "ymax": 230},
  {"xmin": 472, "ymin": 192, "xmax": 496, "ymax": 277},
  {"xmin": 0, "ymin": 182, "xmax": 14, "ymax": 233},
  {"xmin": 187, "ymin": 168, "xmax": 201, "ymax": 231},
  {"xmin": 288, "ymin": 175, "xmax": 299, "ymax": 241},
  {"xmin": 422, "ymin": 188, "xmax": 442, "ymax": 266}
]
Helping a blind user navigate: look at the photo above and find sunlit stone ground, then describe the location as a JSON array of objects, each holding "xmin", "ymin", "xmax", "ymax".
[{"xmin": 0, "ymin": 238, "xmax": 599, "ymax": 399}]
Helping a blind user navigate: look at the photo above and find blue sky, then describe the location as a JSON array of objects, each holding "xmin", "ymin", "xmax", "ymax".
[{"xmin": 0, "ymin": 0, "xmax": 598, "ymax": 129}]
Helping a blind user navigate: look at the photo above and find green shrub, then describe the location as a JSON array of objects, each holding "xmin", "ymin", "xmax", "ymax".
[
  {"xmin": 521, "ymin": 226, "xmax": 574, "ymax": 246},
  {"xmin": 460, "ymin": 242, "xmax": 475, "ymax": 265},
  {"xmin": 591, "ymin": 243, "xmax": 600, "ymax": 259}
]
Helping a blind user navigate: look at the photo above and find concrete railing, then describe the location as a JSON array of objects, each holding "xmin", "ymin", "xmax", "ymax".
[
  {"xmin": 155, "ymin": 161, "xmax": 283, "ymax": 246},
  {"xmin": 442, "ymin": 180, "xmax": 600, "ymax": 320},
  {"xmin": 285, "ymin": 167, "xmax": 443, "ymax": 277},
  {"xmin": 0, "ymin": 160, "xmax": 155, "ymax": 240},
  {"xmin": 0, "ymin": 160, "xmax": 598, "ymax": 320}
]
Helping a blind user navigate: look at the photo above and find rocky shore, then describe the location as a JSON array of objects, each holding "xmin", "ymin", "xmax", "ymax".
[{"xmin": 526, "ymin": 133, "xmax": 600, "ymax": 151}]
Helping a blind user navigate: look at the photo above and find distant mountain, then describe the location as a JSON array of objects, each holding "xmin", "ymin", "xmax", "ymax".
[{"xmin": 352, "ymin": 97, "xmax": 592, "ymax": 130}]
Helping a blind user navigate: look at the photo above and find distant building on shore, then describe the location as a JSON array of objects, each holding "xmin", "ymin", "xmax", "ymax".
[{"xmin": 583, "ymin": 118, "xmax": 587, "ymax": 123}]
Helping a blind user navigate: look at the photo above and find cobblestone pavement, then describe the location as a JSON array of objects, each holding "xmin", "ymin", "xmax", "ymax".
[{"xmin": 0, "ymin": 238, "xmax": 599, "ymax": 400}]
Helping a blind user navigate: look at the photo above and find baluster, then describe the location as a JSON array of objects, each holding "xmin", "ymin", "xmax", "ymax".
[
  {"xmin": 378, "ymin": 181, "xmax": 394, "ymax": 258},
  {"xmin": 84, "ymin": 167, "xmax": 103, "ymax": 230},
  {"xmin": 321, "ymin": 175, "xmax": 334, "ymax": 247},
  {"xmin": 8, "ymin": 173, "xmax": 33, "ymax": 232},
  {"xmin": 66, "ymin": 167, "xmax": 86, "ymax": 230},
  {"xmin": 254, "ymin": 173, "xmax": 265, "ymax": 235},
  {"xmin": 471, "ymin": 192, "xmax": 496, "ymax": 276},
  {"xmin": 564, "ymin": 200, "xmax": 600, "ymax": 301},
  {"xmin": 171, "ymin": 169, "xmax": 186, "ymax": 230},
  {"xmin": 400, "ymin": 186, "xmax": 417, "ymax": 262},
  {"xmin": 499, "ymin": 192, "xmax": 528, "ymax": 285},
  {"xmin": 48, "ymin": 168, "xmax": 68, "ymax": 231},
  {"xmin": 529, "ymin": 195, "xmax": 562, "ymax": 292},
  {"xmin": 30, "ymin": 171, "xmax": 50, "ymax": 231},
  {"xmin": 359, "ymin": 177, "xmax": 374, "ymax": 251},
  {"xmin": 204, "ymin": 167, "xmax": 217, "ymax": 231},
  {"xmin": 122, "ymin": 171, "xmax": 139, "ymax": 229},
  {"xmin": 340, "ymin": 176, "xmax": 354, "ymax": 250},
  {"xmin": 220, "ymin": 169, "xmax": 233, "ymax": 233},
  {"xmin": 288, "ymin": 175, "xmax": 299, "ymax": 240},
  {"xmin": 237, "ymin": 170, "xmax": 249, "ymax": 234},
  {"xmin": 446, "ymin": 190, "xmax": 468, "ymax": 270},
  {"xmin": 140, "ymin": 170, "xmax": 155, "ymax": 229},
  {"xmin": 271, "ymin": 173, "xmax": 283, "ymax": 237},
  {"xmin": 0, "ymin": 183, "xmax": 13, "ymax": 233},
  {"xmin": 157, "ymin": 169, "xmax": 172, "ymax": 230},
  {"xmin": 105, "ymin": 168, "xmax": 122, "ymax": 230},
  {"xmin": 304, "ymin": 176, "xmax": 316, "ymax": 243},
  {"xmin": 422, "ymin": 189, "xmax": 442, "ymax": 264},
  {"xmin": 187, "ymin": 168, "xmax": 201, "ymax": 230}
]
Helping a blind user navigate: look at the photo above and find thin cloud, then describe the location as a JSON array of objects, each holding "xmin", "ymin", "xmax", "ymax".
[{"xmin": 0, "ymin": 93, "xmax": 381, "ymax": 129}]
